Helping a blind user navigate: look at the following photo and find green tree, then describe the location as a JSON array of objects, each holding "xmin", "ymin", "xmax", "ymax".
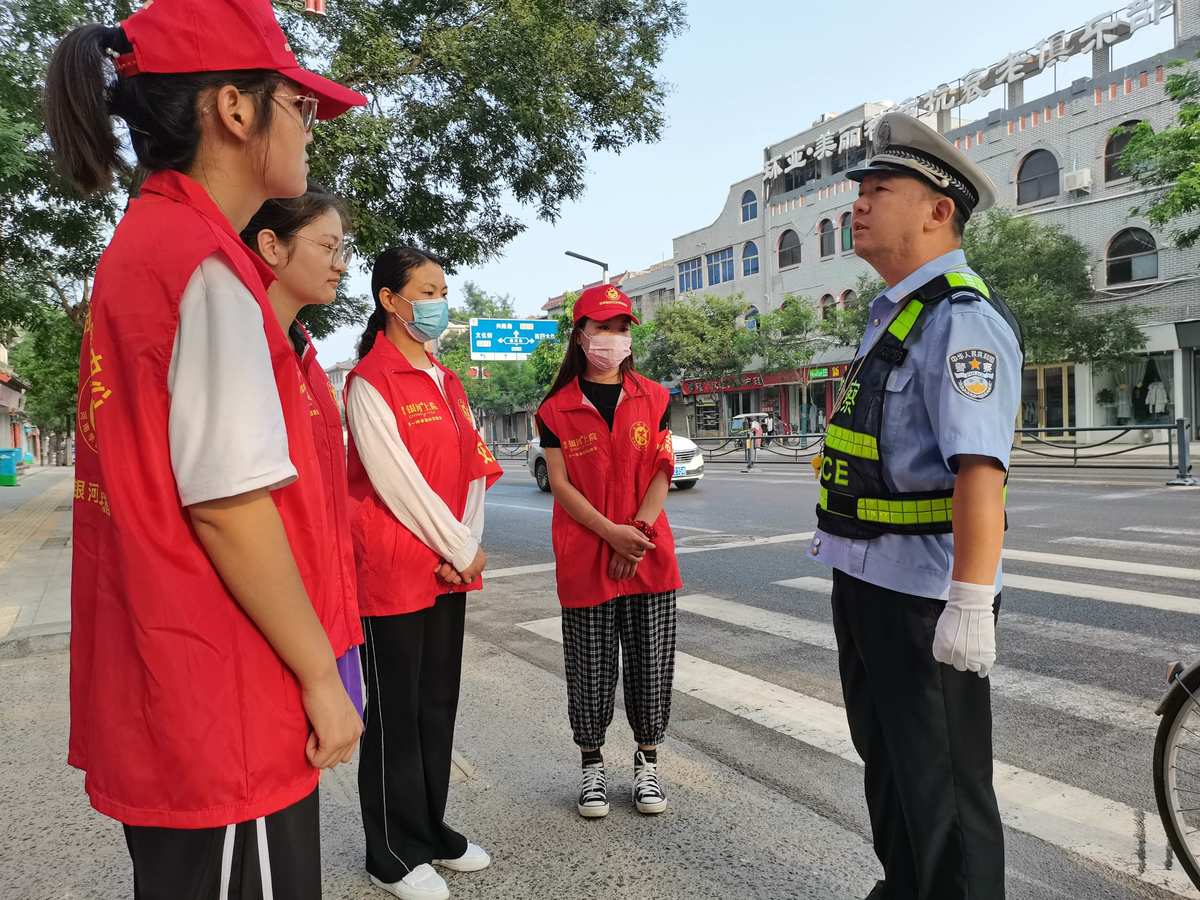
[
  {"xmin": 640, "ymin": 293, "xmax": 754, "ymax": 383},
  {"xmin": 449, "ymin": 282, "xmax": 516, "ymax": 325},
  {"xmin": 751, "ymin": 293, "xmax": 826, "ymax": 372},
  {"xmin": 9, "ymin": 310, "xmax": 82, "ymax": 433},
  {"xmin": 527, "ymin": 292, "xmax": 578, "ymax": 394},
  {"xmin": 819, "ymin": 272, "xmax": 880, "ymax": 350},
  {"xmin": 1120, "ymin": 58, "xmax": 1200, "ymax": 247},
  {"xmin": 963, "ymin": 210, "xmax": 1145, "ymax": 367}
]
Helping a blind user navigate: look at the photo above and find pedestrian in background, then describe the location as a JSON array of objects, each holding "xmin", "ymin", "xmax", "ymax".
[
  {"xmin": 348, "ymin": 247, "xmax": 503, "ymax": 900},
  {"xmin": 742, "ymin": 418, "xmax": 763, "ymax": 472},
  {"xmin": 241, "ymin": 182, "xmax": 364, "ymax": 715},
  {"xmin": 812, "ymin": 112, "xmax": 1023, "ymax": 900},
  {"xmin": 763, "ymin": 412, "xmax": 776, "ymax": 447},
  {"xmin": 45, "ymin": 0, "xmax": 366, "ymax": 896},
  {"xmin": 536, "ymin": 283, "xmax": 682, "ymax": 820}
]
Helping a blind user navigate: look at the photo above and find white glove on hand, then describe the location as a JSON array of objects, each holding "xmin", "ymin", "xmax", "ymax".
[{"xmin": 932, "ymin": 581, "xmax": 997, "ymax": 678}]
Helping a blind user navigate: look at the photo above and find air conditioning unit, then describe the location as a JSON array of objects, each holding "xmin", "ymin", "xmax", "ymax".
[{"xmin": 1064, "ymin": 169, "xmax": 1093, "ymax": 194}]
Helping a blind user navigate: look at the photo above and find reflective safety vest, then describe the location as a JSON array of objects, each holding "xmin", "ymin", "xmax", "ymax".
[{"xmin": 815, "ymin": 272, "xmax": 1022, "ymax": 540}]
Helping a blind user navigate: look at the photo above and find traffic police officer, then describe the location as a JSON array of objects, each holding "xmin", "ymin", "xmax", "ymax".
[{"xmin": 811, "ymin": 112, "xmax": 1022, "ymax": 900}]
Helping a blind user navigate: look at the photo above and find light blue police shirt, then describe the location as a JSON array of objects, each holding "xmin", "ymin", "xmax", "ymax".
[{"xmin": 810, "ymin": 249, "xmax": 1022, "ymax": 600}]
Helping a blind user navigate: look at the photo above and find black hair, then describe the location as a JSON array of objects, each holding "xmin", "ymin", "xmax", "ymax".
[
  {"xmin": 44, "ymin": 23, "xmax": 282, "ymax": 194},
  {"xmin": 543, "ymin": 318, "xmax": 636, "ymax": 400},
  {"xmin": 357, "ymin": 246, "xmax": 447, "ymax": 359},
  {"xmin": 240, "ymin": 180, "xmax": 350, "ymax": 258}
]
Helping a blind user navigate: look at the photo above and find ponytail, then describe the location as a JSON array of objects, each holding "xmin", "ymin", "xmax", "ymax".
[
  {"xmin": 357, "ymin": 246, "xmax": 447, "ymax": 359},
  {"xmin": 45, "ymin": 22, "xmax": 282, "ymax": 196},
  {"xmin": 44, "ymin": 25, "xmax": 130, "ymax": 194},
  {"xmin": 357, "ymin": 307, "xmax": 388, "ymax": 359}
]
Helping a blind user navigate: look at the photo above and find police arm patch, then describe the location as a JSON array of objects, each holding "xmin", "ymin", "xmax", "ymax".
[{"xmin": 948, "ymin": 348, "xmax": 998, "ymax": 401}]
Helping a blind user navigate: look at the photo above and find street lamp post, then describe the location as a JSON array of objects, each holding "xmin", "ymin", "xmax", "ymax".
[{"xmin": 564, "ymin": 250, "xmax": 609, "ymax": 285}]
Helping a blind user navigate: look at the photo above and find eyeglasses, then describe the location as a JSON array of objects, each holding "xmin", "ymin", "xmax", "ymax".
[
  {"xmin": 237, "ymin": 90, "xmax": 320, "ymax": 133},
  {"xmin": 294, "ymin": 233, "xmax": 353, "ymax": 267}
]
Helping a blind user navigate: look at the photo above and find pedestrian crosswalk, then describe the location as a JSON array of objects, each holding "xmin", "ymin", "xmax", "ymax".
[{"xmin": 512, "ymin": 532, "xmax": 1200, "ymax": 897}]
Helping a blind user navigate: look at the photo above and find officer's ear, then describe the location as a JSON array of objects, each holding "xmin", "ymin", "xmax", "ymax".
[{"xmin": 927, "ymin": 192, "xmax": 957, "ymax": 234}]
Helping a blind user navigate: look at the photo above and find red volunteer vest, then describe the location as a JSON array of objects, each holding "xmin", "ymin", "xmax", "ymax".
[
  {"xmin": 536, "ymin": 373, "xmax": 682, "ymax": 608},
  {"xmin": 346, "ymin": 338, "xmax": 503, "ymax": 617},
  {"xmin": 69, "ymin": 171, "xmax": 361, "ymax": 829}
]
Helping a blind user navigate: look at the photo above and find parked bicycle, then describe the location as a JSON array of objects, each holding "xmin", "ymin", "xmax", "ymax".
[{"xmin": 1153, "ymin": 659, "xmax": 1200, "ymax": 888}]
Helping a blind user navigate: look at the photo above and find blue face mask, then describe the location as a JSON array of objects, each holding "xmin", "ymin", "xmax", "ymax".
[{"xmin": 396, "ymin": 295, "xmax": 450, "ymax": 341}]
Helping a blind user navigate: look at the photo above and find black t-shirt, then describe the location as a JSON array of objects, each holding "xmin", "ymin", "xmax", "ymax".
[{"xmin": 537, "ymin": 378, "xmax": 669, "ymax": 447}]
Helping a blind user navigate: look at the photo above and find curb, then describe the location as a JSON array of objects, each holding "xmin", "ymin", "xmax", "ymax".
[{"xmin": 0, "ymin": 622, "xmax": 70, "ymax": 660}]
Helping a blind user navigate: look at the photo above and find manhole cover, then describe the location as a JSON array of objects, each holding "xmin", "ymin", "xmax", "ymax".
[
  {"xmin": 41, "ymin": 536, "xmax": 71, "ymax": 548},
  {"xmin": 674, "ymin": 533, "xmax": 744, "ymax": 549},
  {"xmin": 55, "ymin": 505, "xmax": 71, "ymax": 511}
]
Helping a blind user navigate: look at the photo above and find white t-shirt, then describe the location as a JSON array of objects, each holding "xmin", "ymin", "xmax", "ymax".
[{"xmin": 167, "ymin": 254, "xmax": 296, "ymax": 507}]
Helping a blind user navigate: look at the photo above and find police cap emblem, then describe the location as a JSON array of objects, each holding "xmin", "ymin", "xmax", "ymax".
[{"xmin": 948, "ymin": 348, "xmax": 998, "ymax": 401}]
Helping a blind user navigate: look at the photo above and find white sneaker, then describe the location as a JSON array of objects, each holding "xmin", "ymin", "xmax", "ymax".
[
  {"xmin": 577, "ymin": 761, "xmax": 610, "ymax": 818},
  {"xmin": 370, "ymin": 864, "xmax": 450, "ymax": 900},
  {"xmin": 633, "ymin": 750, "xmax": 667, "ymax": 815},
  {"xmin": 433, "ymin": 841, "xmax": 491, "ymax": 872}
]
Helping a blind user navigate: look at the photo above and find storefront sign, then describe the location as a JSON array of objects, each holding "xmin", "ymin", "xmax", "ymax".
[
  {"xmin": 681, "ymin": 373, "xmax": 765, "ymax": 396},
  {"xmin": 763, "ymin": 1, "xmax": 1173, "ymax": 181}
]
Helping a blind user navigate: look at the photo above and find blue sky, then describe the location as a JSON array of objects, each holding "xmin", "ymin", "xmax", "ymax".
[{"xmin": 315, "ymin": 0, "xmax": 1177, "ymax": 364}]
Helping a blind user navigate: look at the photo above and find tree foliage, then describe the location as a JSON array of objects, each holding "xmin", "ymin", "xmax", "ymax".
[
  {"xmin": 1121, "ymin": 58, "xmax": 1200, "ymax": 248},
  {"xmin": 818, "ymin": 272, "xmax": 880, "ymax": 350},
  {"xmin": 963, "ymin": 210, "xmax": 1145, "ymax": 367},
  {"xmin": 639, "ymin": 294, "xmax": 756, "ymax": 383},
  {"xmin": 9, "ymin": 310, "xmax": 82, "ymax": 432}
]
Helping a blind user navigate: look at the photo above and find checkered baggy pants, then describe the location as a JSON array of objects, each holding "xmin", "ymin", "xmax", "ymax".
[{"xmin": 560, "ymin": 591, "xmax": 677, "ymax": 749}]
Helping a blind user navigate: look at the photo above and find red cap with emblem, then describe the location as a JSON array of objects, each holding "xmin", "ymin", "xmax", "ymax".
[
  {"xmin": 115, "ymin": 0, "xmax": 366, "ymax": 120},
  {"xmin": 573, "ymin": 283, "xmax": 640, "ymax": 325}
]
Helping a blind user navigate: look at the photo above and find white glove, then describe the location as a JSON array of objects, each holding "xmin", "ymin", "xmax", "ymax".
[{"xmin": 932, "ymin": 581, "xmax": 997, "ymax": 678}]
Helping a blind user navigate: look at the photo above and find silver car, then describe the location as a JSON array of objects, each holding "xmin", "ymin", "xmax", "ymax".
[{"xmin": 527, "ymin": 434, "xmax": 705, "ymax": 492}]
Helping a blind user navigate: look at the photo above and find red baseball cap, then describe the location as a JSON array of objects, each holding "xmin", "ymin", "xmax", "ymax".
[
  {"xmin": 573, "ymin": 283, "xmax": 640, "ymax": 325},
  {"xmin": 115, "ymin": 0, "xmax": 366, "ymax": 120}
]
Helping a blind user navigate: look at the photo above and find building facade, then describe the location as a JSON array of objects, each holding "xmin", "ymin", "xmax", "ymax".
[{"xmin": 637, "ymin": 0, "xmax": 1200, "ymax": 439}]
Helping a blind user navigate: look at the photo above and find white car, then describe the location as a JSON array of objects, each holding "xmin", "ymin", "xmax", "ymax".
[{"xmin": 527, "ymin": 434, "xmax": 704, "ymax": 492}]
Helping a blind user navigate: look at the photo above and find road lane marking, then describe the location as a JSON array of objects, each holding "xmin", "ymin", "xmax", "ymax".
[
  {"xmin": 677, "ymin": 594, "xmax": 1156, "ymax": 732},
  {"xmin": 488, "ymin": 502, "xmax": 552, "ymax": 513},
  {"xmin": 487, "ymin": 532, "xmax": 814, "ymax": 580},
  {"xmin": 776, "ymin": 572, "xmax": 1199, "ymax": 616},
  {"xmin": 1124, "ymin": 526, "xmax": 1200, "ymax": 538},
  {"xmin": 1001, "ymin": 548, "xmax": 1200, "ymax": 583},
  {"xmin": 518, "ymin": 615, "xmax": 1197, "ymax": 897},
  {"xmin": 1051, "ymin": 536, "xmax": 1196, "ymax": 556}
]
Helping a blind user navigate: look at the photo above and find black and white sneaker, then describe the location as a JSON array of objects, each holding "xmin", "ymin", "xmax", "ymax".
[
  {"xmin": 633, "ymin": 750, "xmax": 667, "ymax": 815},
  {"xmin": 577, "ymin": 762, "xmax": 609, "ymax": 818}
]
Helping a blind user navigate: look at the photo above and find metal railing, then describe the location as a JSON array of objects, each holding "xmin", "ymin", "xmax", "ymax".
[
  {"xmin": 490, "ymin": 442, "xmax": 531, "ymax": 461},
  {"xmin": 688, "ymin": 418, "xmax": 1196, "ymax": 482}
]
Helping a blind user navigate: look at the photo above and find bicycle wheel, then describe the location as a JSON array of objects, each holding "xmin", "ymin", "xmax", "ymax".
[{"xmin": 1153, "ymin": 663, "xmax": 1200, "ymax": 890}]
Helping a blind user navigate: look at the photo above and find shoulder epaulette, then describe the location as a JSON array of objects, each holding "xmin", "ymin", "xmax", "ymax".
[{"xmin": 948, "ymin": 290, "xmax": 983, "ymax": 304}]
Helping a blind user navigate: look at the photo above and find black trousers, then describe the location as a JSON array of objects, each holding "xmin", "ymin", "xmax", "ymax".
[
  {"xmin": 831, "ymin": 570, "xmax": 1005, "ymax": 900},
  {"xmin": 123, "ymin": 788, "xmax": 320, "ymax": 900},
  {"xmin": 359, "ymin": 593, "xmax": 469, "ymax": 883}
]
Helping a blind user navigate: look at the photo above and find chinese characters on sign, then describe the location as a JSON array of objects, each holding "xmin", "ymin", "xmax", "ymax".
[{"xmin": 762, "ymin": 0, "xmax": 1174, "ymax": 181}]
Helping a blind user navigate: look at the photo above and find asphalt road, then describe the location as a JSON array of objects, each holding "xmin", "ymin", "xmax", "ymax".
[{"xmin": 463, "ymin": 457, "xmax": 1200, "ymax": 899}]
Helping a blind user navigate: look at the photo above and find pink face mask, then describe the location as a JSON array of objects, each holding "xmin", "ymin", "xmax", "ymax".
[{"xmin": 581, "ymin": 331, "xmax": 632, "ymax": 372}]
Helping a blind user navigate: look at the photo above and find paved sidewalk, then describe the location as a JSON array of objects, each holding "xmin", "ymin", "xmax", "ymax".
[{"xmin": 0, "ymin": 467, "xmax": 74, "ymax": 643}]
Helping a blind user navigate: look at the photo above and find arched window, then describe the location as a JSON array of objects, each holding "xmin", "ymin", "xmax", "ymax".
[
  {"xmin": 819, "ymin": 219, "xmax": 835, "ymax": 258},
  {"xmin": 778, "ymin": 229, "xmax": 802, "ymax": 269},
  {"xmin": 840, "ymin": 212, "xmax": 854, "ymax": 251},
  {"xmin": 840, "ymin": 289, "xmax": 856, "ymax": 310},
  {"xmin": 742, "ymin": 241, "xmax": 760, "ymax": 276},
  {"xmin": 1017, "ymin": 149, "xmax": 1060, "ymax": 205},
  {"xmin": 819, "ymin": 294, "xmax": 835, "ymax": 320},
  {"xmin": 1105, "ymin": 120, "xmax": 1145, "ymax": 182},
  {"xmin": 1107, "ymin": 228, "xmax": 1158, "ymax": 284},
  {"xmin": 741, "ymin": 190, "xmax": 758, "ymax": 222}
]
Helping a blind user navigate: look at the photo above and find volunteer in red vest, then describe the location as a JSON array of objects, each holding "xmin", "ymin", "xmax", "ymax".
[
  {"xmin": 45, "ymin": 1, "xmax": 366, "ymax": 896},
  {"xmin": 241, "ymin": 182, "xmax": 364, "ymax": 715},
  {"xmin": 346, "ymin": 247, "xmax": 503, "ymax": 900},
  {"xmin": 535, "ymin": 283, "xmax": 683, "ymax": 820}
]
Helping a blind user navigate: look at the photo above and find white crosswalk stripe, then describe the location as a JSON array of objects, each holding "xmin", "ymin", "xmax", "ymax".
[
  {"xmin": 677, "ymin": 593, "xmax": 1156, "ymax": 732},
  {"xmin": 517, "ymin": 613, "xmax": 1198, "ymax": 896}
]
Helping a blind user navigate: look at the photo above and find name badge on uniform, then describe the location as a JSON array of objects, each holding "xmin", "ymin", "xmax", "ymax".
[{"xmin": 948, "ymin": 349, "xmax": 997, "ymax": 401}]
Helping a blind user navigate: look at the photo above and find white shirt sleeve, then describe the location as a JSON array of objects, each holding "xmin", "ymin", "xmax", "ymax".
[
  {"xmin": 167, "ymin": 254, "xmax": 297, "ymax": 507},
  {"xmin": 346, "ymin": 377, "xmax": 480, "ymax": 571}
]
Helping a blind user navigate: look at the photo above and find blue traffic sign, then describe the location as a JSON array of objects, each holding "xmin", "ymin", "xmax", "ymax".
[{"xmin": 469, "ymin": 318, "xmax": 559, "ymax": 361}]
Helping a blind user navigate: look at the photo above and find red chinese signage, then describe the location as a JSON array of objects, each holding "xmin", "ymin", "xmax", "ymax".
[{"xmin": 680, "ymin": 373, "xmax": 765, "ymax": 396}]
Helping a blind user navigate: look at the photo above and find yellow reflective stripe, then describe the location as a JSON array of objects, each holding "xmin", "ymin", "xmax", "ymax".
[
  {"xmin": 856, "ymin": 496, "xmax": 954, "ymax": 525},
  {"xmin": 819, "ymin": 486, "xmax": 828, "ymax": 510},
  {"xmin": 824, "ymin": 424, "xmax": 879, "ymax": 460},
  {"xmin": 886, "ymin": 299, "xmax": 925, "ymax": 341},
  {"xmin": 945, "ymin": 272, "xmax": 991, "ymax": 299}
]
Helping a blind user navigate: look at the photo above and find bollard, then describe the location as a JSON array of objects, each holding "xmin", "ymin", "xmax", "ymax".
[{"xmin": 1167, "ymin": 418, "xmax": 1198, "ymax": 486}]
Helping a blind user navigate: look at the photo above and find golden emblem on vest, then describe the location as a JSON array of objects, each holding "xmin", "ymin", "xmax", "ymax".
[
  {"xmin": 458, "ymin": 398, "xmax": 473, "ymax": 424},
  {"xmin": 630, "ymin": 421, "xmax": 650, "ymax": 450}
]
